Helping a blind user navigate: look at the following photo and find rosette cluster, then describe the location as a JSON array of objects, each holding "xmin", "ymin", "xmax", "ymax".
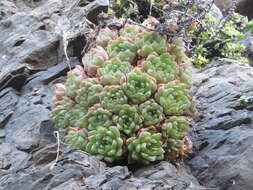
[{"xmin": 51, "ymin": 18, "xmax": 194, "ymax": 164}]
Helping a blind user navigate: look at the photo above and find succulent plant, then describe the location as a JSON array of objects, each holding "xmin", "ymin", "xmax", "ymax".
[
  {"xmin": 84, "ymin": 105, "xmax": 113, "ymax": 131},
  {"xmin": 66, "ymin": 127, "xmax": 88, "ymax": 150},
  {"xmin": 139, "ymin": 99, "xmax": 164, "ymax": 126},
  {"xmin": 119, "ymin": 24, "xmax": 142, "ymax": 38},
  {"xmin": 75, "ymin": 79, "xmax": 103, "ymax": 109},
  {"xmin": 121, "ymin": 69, "xmax": 157, "ymax": 104},
  {"xmin": 127, "ymin": 131, "xmax": 165, "ymax": 165},
  {"xmin": 162, "ymin": 116, "xmax": 190, "ymax": 140},
  {"xmin": 96, "ymin": 28, "xmax": 118, "ymax": 48},
  {"xmin": 136, "ymin": 32, "xmax": 167, "ymax": 57},
  {"xmin": 52, "ymin": 97, "xmax": 87, "ymax": 130},
  {"xmin": 97, "ymin": 59, "xmax": 133, "ymax": 85},
  {"xmin": 86, "ymin": 126, "xmax": 123, "ymax": 163},
  {"xmin": 65, "ymin": 66, "xmax": 86, "ymax": 98},
  {"xmin": 51, "ymin": 19, "xmax": 194, "ymax": 164},
  {"xmin": 82, "ymin": 46, "xmax": 109, "ymax": 76},
  {"xmin": 101, "ymin": 85, "xmax": 128, "ymax": 112},
  {"xmin": 155, "ymin": 81, "xmax": 192, "ymax": 116},
  {"xmin": 113, "ymin": 104, "xmax": 142, "ymax": 136},
  {"xmin": 140, "ymin": 52, "xmax": 178, "ymax": 84},
  {"xmin": 107, "ymin": 37, "xmax": 137, "ymax": 62}
]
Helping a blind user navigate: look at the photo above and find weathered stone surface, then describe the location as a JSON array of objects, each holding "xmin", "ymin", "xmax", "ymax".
[
  {"xmin": 189, "ymin": 60, "xmax": 253, "ymax": 190},
  {"xmin": 0, "ymin": 0, "xmax": 108, "ymax": 91},
  {"xmin": 1, "ymin": 1, "xmax": 253, "ymax": 190},
  {"xmin": 0, "ymin": 145, "xmax": 106, "ymax": 190},
  {"xmin": 214, "ymin": 0, "xmax": 253, "ymax": 19},
  {"xmin": 0, "ymin": 143, "xmax": 28, "ymax": 176},
  {"xmin": 0, "ymin": 1, "xmax": 18, "ymax": 20},
  {"xmin": 0, "ymin": 88, "xmax": 19, "ymax": 129}
]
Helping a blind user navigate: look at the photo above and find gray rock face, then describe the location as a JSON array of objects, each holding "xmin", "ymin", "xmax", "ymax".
[
  {"xmin": 189, "ymin": 60, "xmax": 253, "ymax": 190},
  {"xmin": 0, "ymin": 143, "xmax": 203, "ymax": 190},
  {"xmin": 1, "ymin": 0, "xmax": 253, "ymax": 190},
  {"xmin": 214, "ymin": 0, "xmax": 253, "ymax": 19}
]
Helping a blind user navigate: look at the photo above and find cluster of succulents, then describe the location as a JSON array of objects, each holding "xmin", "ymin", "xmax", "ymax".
[{"xmin": 52, "ymin": 18, "xmax": 194, "ymax": 165}]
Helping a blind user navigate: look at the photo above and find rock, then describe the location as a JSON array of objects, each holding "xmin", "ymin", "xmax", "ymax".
[
  {"xmin": 236, "ymin": 0, "xmax": 253, "ymax": 19},
  {"xmin": 0, "ymin": 1, "xmax": 18, "ymax": 20},
  {"xmin": 0, "ymin": 88, "xmax": 19, "ymax": 129},
  {"xmin": 214, "ymin": 0, "xmax": 253, "ymax": 19},
  {"xmin": 3, "ymin": 58, "xmax": 79, "ymax": 151},
  {"xmin": 188, "ymin": 60, "xmax": 253, "ymax": 190},
  {"xmin": 0, "ymin": 145, "xmax": 106, "ymax": 190},
  {"xmin": 241, "ymin": 36, "xmax": 253, "ymax": 66},
  {"xmin": 84, "ymin": 162, "xmax": 204, "ymax": 190},
  {"xmin": 0, "ymin": 143, "xmax": 28, "ymax": 175},
  {"xmin": 0, "ymin": 0, "xmax": 108, "ymax": 91}
]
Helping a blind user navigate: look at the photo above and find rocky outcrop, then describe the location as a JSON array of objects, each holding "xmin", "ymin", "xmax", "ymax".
[
  {"xmin": 214, "ymin": 0, "xmax": 253, "ymax": 19},
  {"xmin": 1, "ymin": 0, "xmax": 253, "ymax": 189},
  {"xmin": 189, "ymin": 60, "xmax": 253, "ymax": 190}
]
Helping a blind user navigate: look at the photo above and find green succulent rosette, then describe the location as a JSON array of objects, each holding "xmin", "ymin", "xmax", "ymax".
[
  {"xmin": 122, "ymin": 69, "xmax": 157, "ymax": 104},
  {"xmin": 139, "ymin": 99, "xmax": 164, "ymax": 126},
  {"xmin": 65, "ymin": 66, "xmax": 86, "ymax": 98},
  {"xmin": 127, "ymin": 131, "xmax": 165, "ymax": 164},
  {"xmin": 162, "ymin": 116, "xmax": 189, "ymax": 140},
  {"xmin": 52, "ymin": 83, "xmax": 66, "ymax": 105},
  {"xmin": 52, "ymin": 98, "xmax": 87, "ymax": 130},
  {"xmin": 82, "ymin": 46, "xmax": 109, "ymax": 76},
  {"xmin": 101, "ymin": 85, "xmax": 128, "ymax": 112},
  {"xmin": 107, "ymin": 37, "xmax": 137, "ymax": 62},
  {"xmin": 97, "ymin": 59, "xmax": 133, "ymax": 85},
  {"xmin": 136, "ymin": 32, "xmax": 167, "ymax": 57},
  {"xmin": 119, "ymin": 24, "xmax": 141, "ymax": 38},
  {"xmin": 86, "ymin": 126, "xmax": 123, "ymax": 163},
  {"xmin": 75, "ymin": 78, "xmax": 103, "ymax": 109},
  {"xmin": 155, "ymin": 81, "xmax": 192, "ymax": 115},
  {"xmin": 84, "ymin": 105, "xmax": 113, "ymax": 131},
  {"xmin": 113, "ymin": 104, "xmax": 142, "ymax": 136},
  {"xmin": 141, "ymin": 52, "xmax": 178, "ymax": 84},
  {"xmin": 170, "ymin": 37, "xmax": 187, "ymax": 63},
  {"xmin": 179, "ymin": 63, "xmax": 192, "ymax": 89},
  {"xmin": 66, "ymin": 127, "xmax": 88, "ymax": 150},
  {"xmin": 96, "ymin": 28, "xmax": 118, "ymax": 48}
]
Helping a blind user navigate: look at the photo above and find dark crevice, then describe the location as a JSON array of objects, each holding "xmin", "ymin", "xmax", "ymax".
[{"xmin": 13, "ymin": 39, "xmax": 25, "ymax": 47}]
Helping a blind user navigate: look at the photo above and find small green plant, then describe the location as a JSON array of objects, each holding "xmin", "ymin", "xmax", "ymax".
[
  {"xmin": 192, "ymin": 13, "xmax": 250, "ymax": 67},
  {"xmin": 52, "ymin": 19, "xmax": 194, "ymax": 165},
  {"xmin": 108, "ymin": 0, "xmax": 252, "ymax": 68},
  {"xmin": 239, "ymin": 94, "xmax": 253, "ymax": 106}
]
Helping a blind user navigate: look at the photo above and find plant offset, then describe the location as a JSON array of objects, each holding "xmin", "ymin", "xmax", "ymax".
[{"xmin": 52, "ymin": 19, "xmax": 194, "ymax": 165}]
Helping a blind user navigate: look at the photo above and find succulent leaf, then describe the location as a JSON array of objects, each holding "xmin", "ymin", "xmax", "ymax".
[
  {"xmin": 82, "ymin": 46, "xmax": 109, "ymax": 76},
  {"xmin": 155, "ymin": 81, "xmax": 192, "ymax": 115},
  {"xmin": 52, "ymin": 98, "xmax": 87, "ymax": 130},
  {"xmin": 85, "ymin": 105, "xmax": 113, "ymax": 131},
  {"xmin": 107, "ymin": 37, "xmax": 137, "ymax": 62},
  {"xmin": 86, "ymin": 126, "xmax": 123, "ymax": 163},
  {"xmin": 96, "ymin": 28, "xmax": 118, "ymax": 47},
  {"xmin": 75, "ymin": 79, "xmax": 103, "ymax": 109},
  {"xmin": 65, "ymin": 66, "xmax": 86, "ymax": 98},
  {"xmin": 127, "ymin": 131, "xmax": 165, "ymax": 164},
  {"xmin": 66, "ymin": 127, "xmax": 88, "ymax": 150},
  {"xmin": 162, "ymin": 116, "xmax": 189, "ymax": 140},
  {"xmin": 139, "ymin": 99, "xmax": 164, "ymax": 126},
  {"xmin": 113, "ymin": 104, "xmax": 142, "ymax": 136},
  {"xmin": 119, "ymin": 24, "xmax": 142, "ymax": 38},
  {"xmin": 101, "ymin": 85, "xmax": 128, "ymax": 112},
  {"xmin": 136, "ymin": 32, "xmax": 167, "ymax": 57},
  {"xmin": 141, "ymin": 52, "xmax": 178, "ymax": 84},
  {"xmin": 97, "ymin": 59, "xmax": 133, "ymax": 85},
  {"xmin": 122, "ymin": 69, "xmax": 157, "ymax": 104}
]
